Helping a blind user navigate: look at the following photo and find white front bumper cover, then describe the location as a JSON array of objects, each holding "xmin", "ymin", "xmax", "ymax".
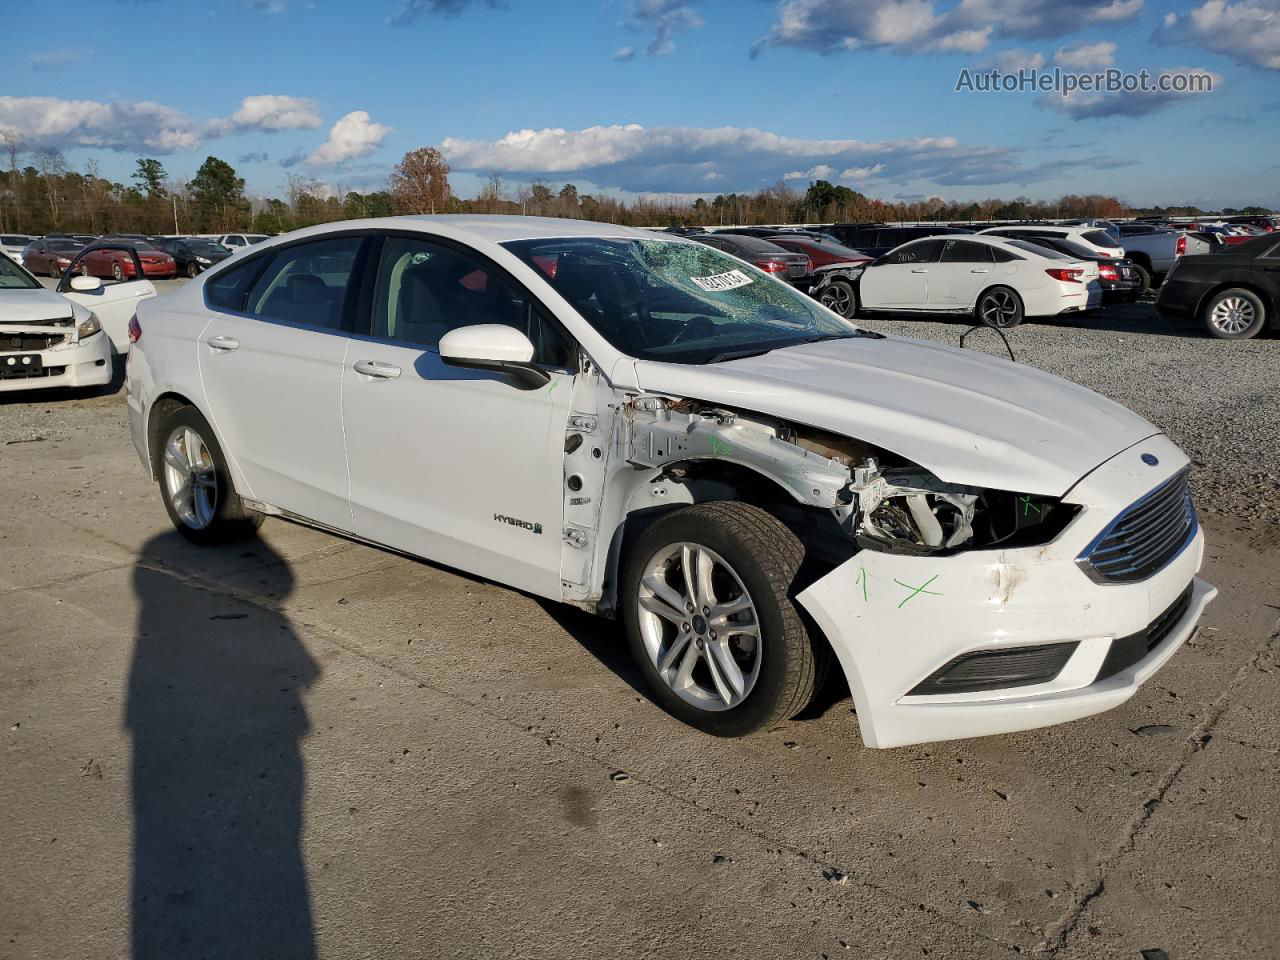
[
  {"xmin": 797, "ymin": 434, "xmax": 1215, "ymax": 748},
  {"xmin": 0, "ymin": 332, "xmax": 112, "ymax": 393}
]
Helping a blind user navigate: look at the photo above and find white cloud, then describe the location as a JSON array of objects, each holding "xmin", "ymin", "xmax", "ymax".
[
  {"xmin": 306, "ymin": 110, "xmax": 393, "ymax": 166},
  {"xmin": 613, "ymin": 46, "xmax": 636, "ymax": 61},
  {"xmin": 754, "ymin": 0, "xmax": 1143, "ymax": 56},
  {"xmin": 0, "ymin": 96, "xmax": 200, "ymax": 153},
  {"xmin": 440, "ymin": 122, "xmax": 1107, "ymax": 192},
  {"xmin": 28, "ymin": 49, "xmax": 86, "ymax": 71},
  {"xmin": 1052, "ymin": 41, "xmax": 1117, "ymax": 67},
  {"xmin": 207, "ymin": 95, "xmax": 322, "ymax": 136},
  {"xmin": 989, "ymin": 47, "xmax": 1046, "ymax": 69},
  {"xmin": 1156, "ymin": 0, "xmax": 1280, "ymax": 71},
  {"xmin": 1040, "ymin": 66, "xmax": 1222, "ymax": 118}
]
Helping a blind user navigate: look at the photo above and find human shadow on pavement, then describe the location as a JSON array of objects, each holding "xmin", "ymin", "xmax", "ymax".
[{"xmin": 126, "ymin": 533, "xmax": 319, "ymax": 960}]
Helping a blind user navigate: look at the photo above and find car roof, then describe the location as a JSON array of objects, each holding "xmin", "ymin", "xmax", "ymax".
[{"xmin": 369, "ymin": 215, "xmax": 657, "ymax": 244}]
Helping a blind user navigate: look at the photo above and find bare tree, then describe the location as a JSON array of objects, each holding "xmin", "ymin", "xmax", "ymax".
[
  {"xmin": 34, "ymin": 146, "xmax": 67, "ymax": 225},
  {"xmin": 1, "ymin": 129, "xmax": 24, "ymax": 231},
  {"xmin": 389, "ymin": 146, "xmax": 451, "ymax": 214}
]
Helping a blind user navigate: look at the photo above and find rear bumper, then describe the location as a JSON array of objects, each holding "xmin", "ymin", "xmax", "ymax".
[
  {"xmin": 797, "ymin": 435, "xmax": 1212, "ymax": 748},
  {"xmin": 0, "ymin": 333, "xmax": 112, "ymax": 392}
]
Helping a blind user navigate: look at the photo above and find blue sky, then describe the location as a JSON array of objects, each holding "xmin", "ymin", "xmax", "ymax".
[{"xmin": 2, "ymin": 0, "xmax": 1278, "ymax": 208}]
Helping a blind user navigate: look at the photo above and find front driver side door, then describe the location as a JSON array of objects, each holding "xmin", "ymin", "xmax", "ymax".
[
  {"xmin": 341, "ymin": 233, "xmax": 575, "ymax": 600},
  {"xmin": 858, "ymin": 238, "xmax": 943, "ymax": 309}
]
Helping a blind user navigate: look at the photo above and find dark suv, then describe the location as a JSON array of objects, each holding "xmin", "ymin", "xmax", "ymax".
[{"xmin": 824, "ymin": 224, "xmax": 973, "ymax": 258}]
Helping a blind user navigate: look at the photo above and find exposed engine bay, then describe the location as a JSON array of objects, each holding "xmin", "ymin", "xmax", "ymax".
[{"xmin": 621, "ymin": 395, "xmax": 1073, "ymax": 561}]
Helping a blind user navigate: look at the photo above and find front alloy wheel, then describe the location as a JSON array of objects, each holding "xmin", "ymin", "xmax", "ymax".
[
  {"xmin": 622, "ymin": 501, "xmax": 828, "ymax": 737},
  {"xmin": 818, "ymin": 278, "xmax": 857, "ymax": 318},
  {"xmin": 636, "ymin": 542, "xmax": 763, "ymax": 711},
  {"xmin": 112, "ymin": 261, "xmax": 125, "ymax": 282}
]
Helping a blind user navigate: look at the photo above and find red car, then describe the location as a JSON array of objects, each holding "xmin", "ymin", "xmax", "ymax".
[
  {"xmin": 77, "ymin": 239, "xmax": 177, "ymax": 280},
  {"xmin": 764, "ymin": 235, "xmax": 873, "ymax": 270},
  {"xmin": 22, "ymin": 238, "xmax": 86, "ymax": 276}
]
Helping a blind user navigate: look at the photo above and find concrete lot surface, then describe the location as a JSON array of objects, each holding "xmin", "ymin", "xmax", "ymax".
[{"xmin": 1, "ymin": 287, "xmax": 1277, "ymax": 959}]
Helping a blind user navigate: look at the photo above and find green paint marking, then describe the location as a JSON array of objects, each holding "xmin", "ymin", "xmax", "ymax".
[
  {"xmin": 546, "ymin": 378, "xmax": 560, "ymax": 393},
  {"xmin": 708, "ymin": 436, "xmax": 732, "ymax": 457},
  {"xmin": 1019, "ymin": 494, "xmax": 1041, "ymax": 518},
  {"xmin": 855, "ymin": 566, "xmax": 869, "ymax": 602},
  {"xmin": 893, "ymin": 574, "xmax": 942, "ymax": 608}
]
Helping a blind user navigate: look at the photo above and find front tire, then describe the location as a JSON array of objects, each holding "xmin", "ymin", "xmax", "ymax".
[
  {"xmin": 112, "ymin": 261, "xmax": 125, "ymax": 282},
  {"xmin": 186, "ymin": 261, "xmax": 200, "ymax": 279},
  {"xmin": 1202, "ymin": 288, "xmax": 1266, "ymax": 340},
  {"xmin": 622, "ymin": 502, "xmax": 826, "ymax": 737},
  {"xmin": 818, "ymin": 278, "xmax": 857, "ymax": 318},
  {"xmin": 977, "ymin": 286, "xmax": 1024, "ymax": 328},
  {"xmin": 154, "ymin": 405, "xmax": 263, "ymax": 545}
]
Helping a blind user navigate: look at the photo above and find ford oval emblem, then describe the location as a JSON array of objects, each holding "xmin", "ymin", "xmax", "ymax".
[{"xmin": 1141, "ymin": 453, "xmax": 1159, "ymax": 466}]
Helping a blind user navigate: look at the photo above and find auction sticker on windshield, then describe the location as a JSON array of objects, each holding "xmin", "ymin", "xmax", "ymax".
[{"xmin": 691, "ymin": 269, "xmax": 753, "ymax": 292}]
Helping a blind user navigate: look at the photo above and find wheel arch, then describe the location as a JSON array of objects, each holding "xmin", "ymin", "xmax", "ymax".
[
  {"xmin": 145, "ymin": 391, "xmax": 206, "ymax": 481},
  {"xmin": 1194, "ymin": 281, "xmax": 1276, "ymax": 328}
]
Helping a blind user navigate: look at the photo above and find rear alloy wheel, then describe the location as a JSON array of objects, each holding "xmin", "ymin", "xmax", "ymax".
[
  {"xmin": 623, "ymin": 501, "xmax": 827, "ymax": 737},
  {"xmin": 156, "ymin": 406, "xmax": 263, "ymax": 545},
  {"xmin": 1203, "ymin": 288, "xmax": 1266, "ymax": 340},
  {"xmin": 112, "ymin": 261, "xmax": 125, "ymax": 282},
  {"xmin": 818, "ymin": 278, "xmax": 857, "ymax": 318},
  {"xmin": 977, "ymin": 287, "xmax": 1024, "ymax": 328}
]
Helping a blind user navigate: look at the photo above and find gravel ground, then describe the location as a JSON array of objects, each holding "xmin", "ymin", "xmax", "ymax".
[{"xmin": 3, "ymin": 286, "xmax": 1277, "ymax": 524}]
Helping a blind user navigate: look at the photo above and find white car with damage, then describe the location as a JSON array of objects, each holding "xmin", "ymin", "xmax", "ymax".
[
  {"xmin": 0, "ymin": 252, "xmax": 138, "ymax": 392},
  {"xmin": 124, "ymin": 216, "xmax": 1214, "ymax": 748}
]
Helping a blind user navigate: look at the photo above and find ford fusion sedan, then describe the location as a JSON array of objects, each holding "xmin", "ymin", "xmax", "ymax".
[
  {"xmin": 0, "ymin": 253, "xmax": 112, "ymax": 391},
  {"xmin": 858, "ymin": 234, "xmax": 1102, "ymax": 327},
  {"xmin": 125, "ymin": 216, "xmax": 1213, "ymax": 748}
]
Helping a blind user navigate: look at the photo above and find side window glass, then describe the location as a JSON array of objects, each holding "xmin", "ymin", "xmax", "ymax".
[
  {"xmin": 206, "ymin": 256, "xmax": 266, "ymax": 311},
  {"xmin": 941, "ymin": 241, "xmax": 989, "ymax": 263},
  {"xmin": 246, "ymin": 237, "xmax": 361, "ymax": 330},
  {"xmin": 372, "ymin": 236, "xmax": 573, "ymax": 366}
]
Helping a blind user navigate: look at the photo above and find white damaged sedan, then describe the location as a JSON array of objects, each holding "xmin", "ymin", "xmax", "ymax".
[
  {"xmin": 0, "ymin": 253, "xmax": 112, "ymax": 392},
  {"xmin": 125, "ymin": 216, "xmax": 1214, "ymax": 748}
]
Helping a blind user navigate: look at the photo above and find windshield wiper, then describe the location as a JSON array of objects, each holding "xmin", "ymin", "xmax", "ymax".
[{"xmin": 707, "ymin": 347, "xmax": 777, "ymax": 363}]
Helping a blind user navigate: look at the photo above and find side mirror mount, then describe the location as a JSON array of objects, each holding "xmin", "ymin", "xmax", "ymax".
[
  {"xmin": 70, "ymin": 275, "xmax": 102, "ymax": 292},
  {"xmin": 438, "ymin": 324, "xmax": 551, "ymax": 390}
]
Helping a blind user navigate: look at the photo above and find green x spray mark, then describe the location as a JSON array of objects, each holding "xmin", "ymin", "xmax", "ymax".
[
  {"xmin": 854, "ymin": 566, "xmax": 869, "ymax": 602},
  {"xmin": 708, "ymin": 436, "xmax": 732, "ymax": 457},
  {"xmin": 893, "ymin": 574, "xmax": 943, "ymax": 608},
  {"xmin": 1019, "ymin": 494, "xmax": 1041, "ymax": 518}
]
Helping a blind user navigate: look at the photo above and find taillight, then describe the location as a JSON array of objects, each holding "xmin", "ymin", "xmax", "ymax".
[
  {"xmin": 756, "ymin": 260, "xmax": 788, "ymax": 273},
  {"xmin": 127, "ymin": 315, "xmax": 142, "ymax": 343},
  {"xmin": 1175, "ymin": 234, "xmax": 1187, "ymax": 256},
  {"xmin": 1098, "ymin": 264, "xmax": 1118, "ymax": 281},
  {"xmin": 803, "ymin": 257, "xmax": 813, "ymax": 274},
  {"xmin": 1045, "ymin": 268, "xmax": 1084, "ymax": 283}
]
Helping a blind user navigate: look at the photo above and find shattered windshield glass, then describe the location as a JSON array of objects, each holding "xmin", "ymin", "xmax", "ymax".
[{"xmin": 502, "ymin": 237, "xmax": 855, "ymax": 364}]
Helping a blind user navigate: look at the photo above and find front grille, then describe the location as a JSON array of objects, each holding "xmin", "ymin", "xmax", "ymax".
[
  {"xmin": 2, "ymin": 332, "xmax": 67, "ymax": 351},
  {"xmin": 1094, "ymin": 583, "xmax": 1195, "ymax": 683},
  {"xmin": 1077, "ymin": 471, "xmax": 1196, "ymax": 584}
]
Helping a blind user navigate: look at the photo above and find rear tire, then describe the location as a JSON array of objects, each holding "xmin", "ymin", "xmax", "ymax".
[
  {"xmin": 154, "ymin": 405, "xmax": 263, "ymax": 545},
  {"xmin": 622, "ymin": 502, "xmax": 828, "ymax": 737},
  {"xmin": 1131, "ymin": 263, "xmax": 1152, "ymax": 295},
  {"xmin": 977, "ymin": 286, "xmax": 1024, "ymax": 328},
  {"xmin": 1202, "ymin": 288, "xmax": 1266, "ymax": 340}
]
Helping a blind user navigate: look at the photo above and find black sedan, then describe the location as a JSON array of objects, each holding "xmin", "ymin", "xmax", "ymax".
[
  {"xmin": 1010, "ymin": 235, "xmax": 1142, "ymax": 304},
  {"xmin": 1156, "ymin": 234, "xmax": 1280, "ymax": 340},
  {"xmin": 151, "ymin": 237, "xmax": 233, "ymax": 278},
  {"xmin": 687, "ymin": 233, "xmax": 812, "ymax": 286}
]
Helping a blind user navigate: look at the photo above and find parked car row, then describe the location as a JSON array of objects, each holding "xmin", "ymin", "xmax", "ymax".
[{"xmin": 11, "ymin": 231, "xmax": 270, "ymax": 281}]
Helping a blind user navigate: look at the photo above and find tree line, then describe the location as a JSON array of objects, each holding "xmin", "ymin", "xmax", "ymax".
[{"xmin": 0, "ymin": 137, "xmax": 1271, "ymax": 238}]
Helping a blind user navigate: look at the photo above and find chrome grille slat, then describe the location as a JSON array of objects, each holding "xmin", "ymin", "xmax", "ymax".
[{"xmin": 1078, "ymin": 471, "xmax": 1197, "ymax": 584}]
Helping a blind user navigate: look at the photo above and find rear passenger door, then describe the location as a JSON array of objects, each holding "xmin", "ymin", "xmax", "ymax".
[{"xmin": 197, "ymin": 235, "xmax": 366, "ymax": 531}]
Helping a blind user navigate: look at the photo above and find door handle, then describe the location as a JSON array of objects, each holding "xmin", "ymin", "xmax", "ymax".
[
  {"xmin": 353, "ymin": 359, "xmax": 401, "ymax": 380},
  {"xmin": 970, "ymin": 268, "xmax": 991, "ymax": 274},
  {"xmin": 206, "ymin": 335, "xmax": 239, "ymax": 352},
  {"xmin": 910, "ymin": 268, "xmax": 928, "ymax": 274}
]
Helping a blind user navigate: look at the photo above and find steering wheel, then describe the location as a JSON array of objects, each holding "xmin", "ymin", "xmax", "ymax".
[{"xmin": 670, "ymin": 315, "xmax": 716, "ymax": 344}]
